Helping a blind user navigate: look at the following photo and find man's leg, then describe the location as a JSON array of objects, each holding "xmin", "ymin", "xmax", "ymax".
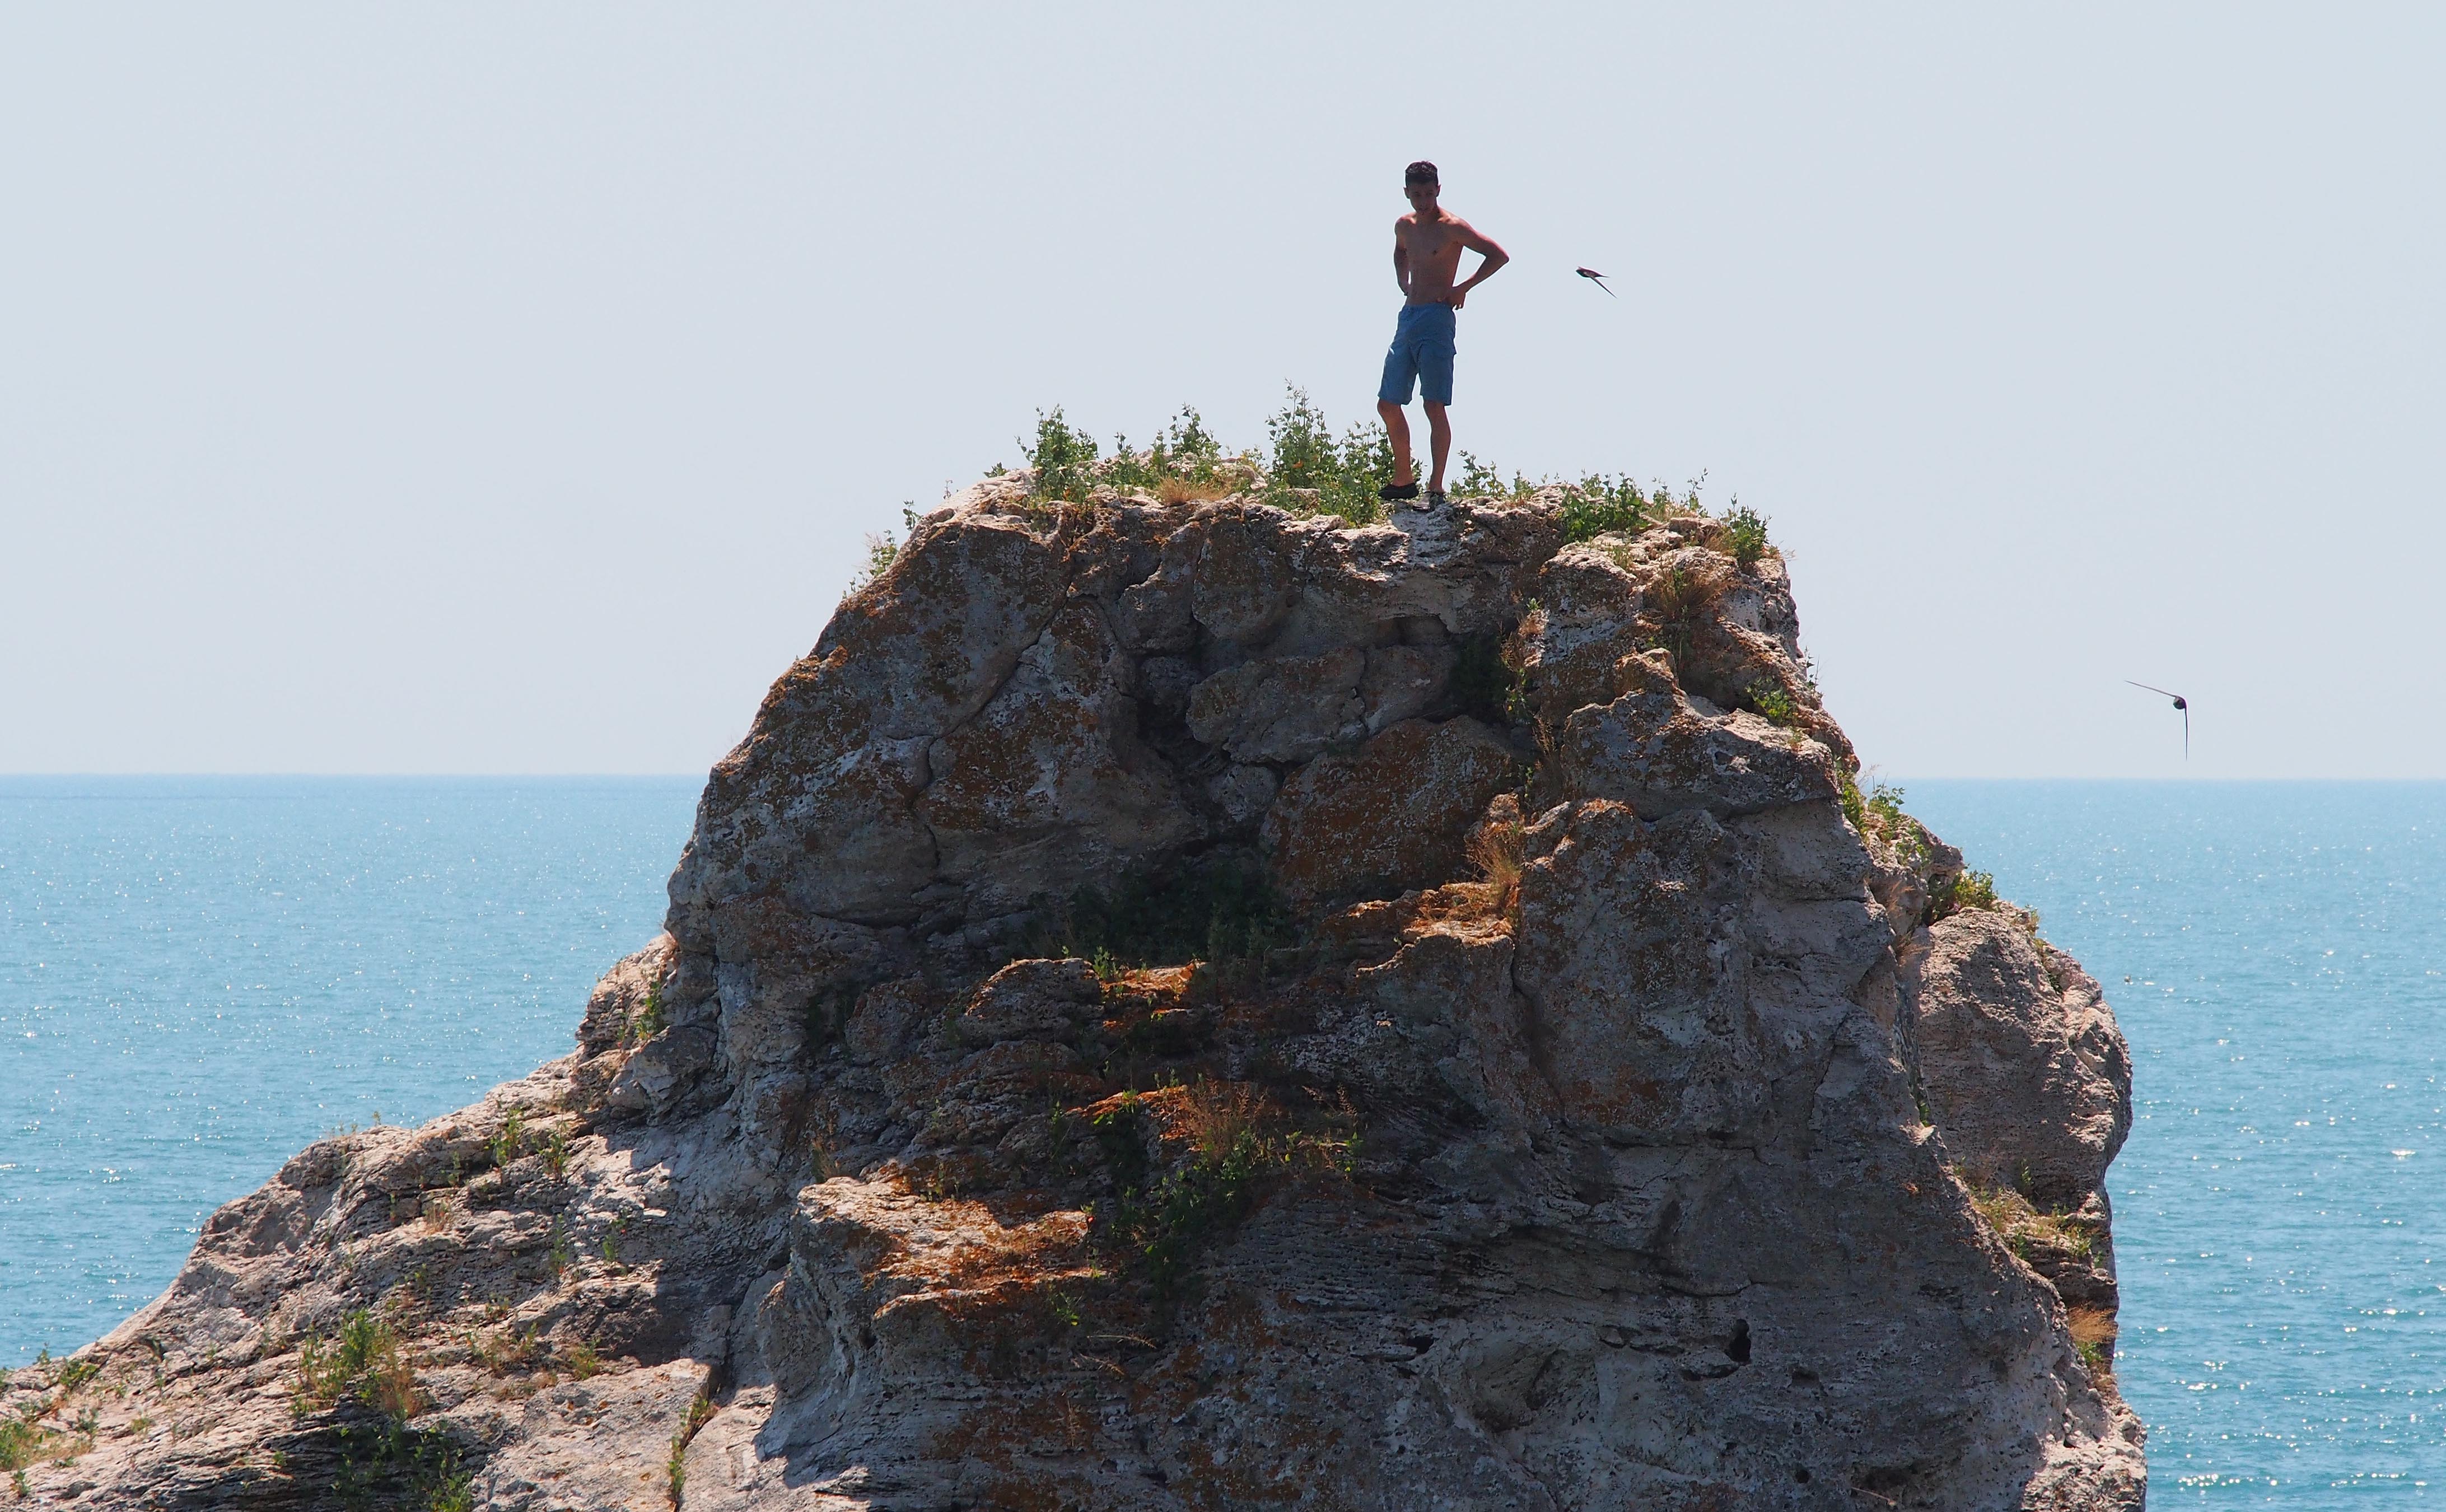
[
  {"xmin": 1424, "ymin": 402, "xmax": 1452, "ymax": 494},
  {"xmin": 1377, "ymin": 400, "xmax": 1415, "ymax": 488}
]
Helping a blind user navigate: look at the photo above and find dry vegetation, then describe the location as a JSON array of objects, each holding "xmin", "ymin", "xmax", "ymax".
[
  {"xmin": 1965, "ymin": 1182, "xmax": 2099, "ymax": 1263},
  {"xmin": 2066, "ymin": 1303, "xmax": 2120, "ymax": 1383}
]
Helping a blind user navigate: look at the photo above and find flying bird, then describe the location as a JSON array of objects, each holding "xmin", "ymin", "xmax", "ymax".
[
  {"xmin": 1575, "ymin": 267, "xmax": 1616, "ymax": 297},
  {"xmin": 2126, "ymin": 680, "xmax": 2190, "ymax": 759}
]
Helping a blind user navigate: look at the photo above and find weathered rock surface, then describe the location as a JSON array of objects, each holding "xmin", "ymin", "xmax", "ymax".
[{"xmin": 11, "ymin": 480, "xmax": 2142, "ymax": 1509}]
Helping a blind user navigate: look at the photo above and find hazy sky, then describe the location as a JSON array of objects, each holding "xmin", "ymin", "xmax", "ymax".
[{"xmin": 4, "ymin": 5, "xmax": 2439, "ymax": 777}]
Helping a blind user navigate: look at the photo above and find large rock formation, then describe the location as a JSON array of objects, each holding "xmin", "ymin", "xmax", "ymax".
[{"xmin": 4, "ymin": 479, "xmax": 2143, "ymax": 1509}]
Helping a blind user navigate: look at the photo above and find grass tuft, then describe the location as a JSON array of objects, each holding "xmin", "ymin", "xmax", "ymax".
[
  {"xmin": 1467, "ymin": 811, "xmax": 1527, "ymax": 904},
  {"xmin": 487, "ymin": 1109, "xmax": 525, "ymax": 1172},
  {"xmin": 1641, "ymin": 557, "xmax": 1730, "ymax": 665},
  {"xmin": 1964, "ymin": 1181, "xmax": 2102, "ymax": 1267},
  {"xmin": 631, "ymin": 977, "xmax": 668, "ymax": 1044},
  {"xmin": 667, "ymin": 1392, "xmax": 715, "ymax": 1506},
  {"xmin": 475, "ymin": 1324, "xmax": 541, "ymax": 1377},
  {"xmin": 2067, "ymin": 1303, "xmax": 2118, "ymax": 1380},
  {"xmin": 296, "ymin": 1309, "xmax": 420, "ymax": 1422},
  {"xmin": 1, "ymin": 1417, "xmax": 55, "ymax": 1473}
]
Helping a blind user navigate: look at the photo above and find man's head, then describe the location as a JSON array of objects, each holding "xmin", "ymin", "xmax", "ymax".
[{"xmin": 1404, "ymin": 160, "xmax": 1439, "ymax": 211}]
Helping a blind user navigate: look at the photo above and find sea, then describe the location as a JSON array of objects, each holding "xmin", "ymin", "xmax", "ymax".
[{"xmin": 3, "ymin": 777, "xmax": 2441, "ymax": 1503}]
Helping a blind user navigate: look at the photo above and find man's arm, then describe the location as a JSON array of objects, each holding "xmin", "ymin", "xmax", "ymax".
[
  {"xmin": 1446, "ymin": 221, "xmax": 1509, "ymax": 309},
  {"xmin": 1392, "ymin": 220, "xmax": 1412, "ymax": 298}
]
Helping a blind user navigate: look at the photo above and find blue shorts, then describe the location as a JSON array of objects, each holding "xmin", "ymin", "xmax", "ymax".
[{"xmin": 1378, "ymin": 301, "xmax": 1456, "ymax": 406}]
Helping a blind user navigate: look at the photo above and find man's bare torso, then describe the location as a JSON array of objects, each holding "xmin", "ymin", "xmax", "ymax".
[{"xmin": 1395, "ymin": 211, "xmax": 1479, "ymax": 306}]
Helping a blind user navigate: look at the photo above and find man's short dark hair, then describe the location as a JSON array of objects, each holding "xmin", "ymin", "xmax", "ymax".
[{"xmin": 1404, "ymin": 160, "xmax": 1439, "ymax": 185}]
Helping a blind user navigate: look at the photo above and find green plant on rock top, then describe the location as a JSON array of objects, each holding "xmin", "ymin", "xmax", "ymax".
[
  {"xmin": 1930, "ymin": 869, "xmax": 1999, "ymax": 921},
  {"xmin": 1025, "ymin": 407, "xmax": 1101, "ymax": 503},
  {"xmin": 1261, "ymin": 386, "xmax": 1389, "ymax": 526},
  {"xmin": 1453, "ymin": 450, "xmax": 1510, "ymax": 497},
  {"xmin": 1838, "ymin": 773, "xmax": 1915, "ymax": 844},
  {"xmin": 1106, "ymin": 406, "xmax": 1238, "ymax": 499},
  {"xmin": 1554, "ymin": 475, "xmax": 1649, "ymax": 543},
  {"xmin": 1747, "ymin": 683, "xmax": 1797, "ymax": 726},
  {"xmin": 1151, "ymin": 405, "xmax": 1224, "ymax": 479},
  {"xmin": 1720, "ymin": 503, "xmax": 1771, "ymax": 568},
  {"xmin": 853, "ymin": 529, "xmax": 898, "ymax": 587},
  {"xmin": 1003, "ymin": 396, "xmax": 1715, "ymax": 542}
]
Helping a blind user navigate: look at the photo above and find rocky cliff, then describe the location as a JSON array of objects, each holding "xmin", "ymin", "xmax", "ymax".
[{"xmin": 4, "ymin": 476, "xmax": 2143, "ymax": 1509}]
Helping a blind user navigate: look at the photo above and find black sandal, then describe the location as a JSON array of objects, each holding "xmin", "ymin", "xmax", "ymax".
[
  {"xmin": 1378, "ymin": 480, "xmax": 1421, "ymax": 503},
  {"xmin": 1425, "ymin": 489, "xmax": 1448, "ymax": 507}
]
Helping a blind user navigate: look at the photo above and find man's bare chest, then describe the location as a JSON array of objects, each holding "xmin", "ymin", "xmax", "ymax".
[{"xmin": 1402, "ymin": 221, "xmax": 1465, "ymax": 265}]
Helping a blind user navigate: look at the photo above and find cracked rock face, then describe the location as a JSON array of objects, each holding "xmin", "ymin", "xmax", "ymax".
[{"xmin": 12, "ymin": 483, "xmax": 2142, "ymax": 1509}]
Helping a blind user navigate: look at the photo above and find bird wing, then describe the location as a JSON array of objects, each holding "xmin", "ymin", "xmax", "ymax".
[
  {"xmin": 2182, "ymin": 706, "xmax": 2190, "ymax": 759},
  {"xmin": 1575, "ymin": 268, "xmax": 1618, "ymax": 297},
  {"xmin": 2125, "ymin": 680, "xmax": 2181, "ymax": 700}
]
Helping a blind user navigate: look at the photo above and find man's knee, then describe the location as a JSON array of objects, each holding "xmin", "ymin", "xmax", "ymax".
[{"xmin": 1423, "ymin": 402, "xmax": 1451, "ymax": 428}]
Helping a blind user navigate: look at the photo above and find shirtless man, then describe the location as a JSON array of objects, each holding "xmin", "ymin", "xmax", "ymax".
[{"xmin": 1376, "ymin": 161, "xmax": 1509, "ymax": 505}]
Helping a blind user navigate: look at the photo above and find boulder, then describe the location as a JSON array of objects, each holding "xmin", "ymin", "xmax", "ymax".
[
  {"xmin": 1907, "ymin": 909, "xmax": 2136, "ymax": 1206},
  {"xmin": 27, "ymin": 481, "xmax": 2142, "ymax": 1512}
]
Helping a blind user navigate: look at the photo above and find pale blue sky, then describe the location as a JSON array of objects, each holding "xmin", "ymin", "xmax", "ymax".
[{"xmin": 4, "ymin": 5, "xmax": 2439, "ymax": 777}]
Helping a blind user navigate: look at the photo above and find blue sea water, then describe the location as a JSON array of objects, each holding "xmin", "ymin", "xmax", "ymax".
[
  {"xmin": 3, "ymin": 777, "xmax": 2440, "ymax": 1501},
  {"xmin": 0, "ymin": 776, "xmax": 698, "ymax": 1369},
  {"xmin": 1907, "ymin": 781, "xmax": 2446, "ymax": 1505}
]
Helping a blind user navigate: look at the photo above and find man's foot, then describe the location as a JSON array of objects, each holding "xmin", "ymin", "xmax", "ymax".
[
  {"xmin": 1379, "ymin": 480, "xmax": 1421, "ymax": 503},
  {"xmin": 1425, "ymin": 488, "xmax": 1448, "ymax": 507}
]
